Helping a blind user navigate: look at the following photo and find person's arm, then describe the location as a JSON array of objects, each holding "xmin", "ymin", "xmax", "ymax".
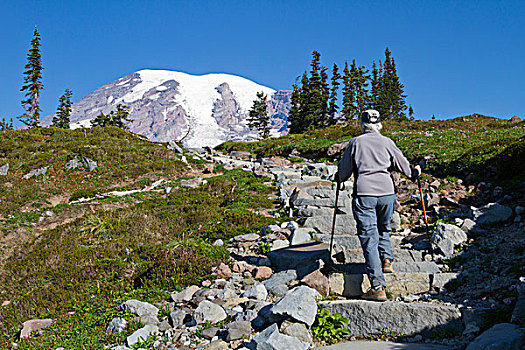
[
  {"xmin": 390, "ymin": 141, "xmax": 419, "ymax": 181},
  {"xmin": 337, "ymin": 142, "xmax": 353, "ymax": 183}
]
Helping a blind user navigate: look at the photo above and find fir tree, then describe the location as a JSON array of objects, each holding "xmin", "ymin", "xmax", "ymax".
[
  {"xmin": 306, "ymin": 50, "xmax": 323, "ymax": 129},
  {"xmin": 328, "ymin": 63, "xmax": 340, "ymax": 125},
  {"xmin": 52, "ymin": 87, "xmax": 73, "ymax": 129},
  {"xmin": 0, "ymin": 118, "xmax": 14, "ymax": 131},
  {"xmin": 355, "ymin": 64, "xmax": 370, "ymax": 114},
  {"xmin": 408, "ymin": 105, "xmax": 414, "ymax": 121},
  {"xmin": 320, "ymin": 64, "xmax": 330, "ymax": 127},
  {"xmin": 109, "ymin": 104, "xmax": 132, "ymax": 130},
  {"xmin": 91, "ymin": 112, "xmax": 110, "ymax": 127},
  {"xmin": 341, "ymin": 61, "xmax": 352, "ymax": 121},
  {"xmin": 288, "ymin": 80, "xmax": 302, "ymax": 134},
  {"xmin": 379, "ymin": 48, "xmax": 407, "ymax": 120},
  {"xmin": 19, "ymin": 26, "xmax": 44, "ymax": 128},
  {"xmin": 370, "ymin": 61, "xmax": 380, "ymax": 111},
  {"xmin": 247, "ymin": 91, "xmax": 270, "ymax": 139}
]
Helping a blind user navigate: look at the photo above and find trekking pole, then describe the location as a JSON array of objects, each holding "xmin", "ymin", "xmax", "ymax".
[
  {"xmin": 328, "ymin": 180, "xmax": 341, "ymax": 273},
  {"xmin": 417, "ymin": 176, "xmax": 433, "ymax": 260}
]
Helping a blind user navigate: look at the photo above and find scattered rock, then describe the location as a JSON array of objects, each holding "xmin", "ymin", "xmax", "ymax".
[
  {"xmin": 289, "ymin": 228, "xmax": 312, "ymax": 245},
  {"xmin": 0, "ymin": 164, "xmax": 8, "ymax": 176},
  {"xmin": 280, "ymin": 321, "xmax": 313, "ymax": 344},
  {"xmin": 167, "ymin": 140, "xmax": 184, "ymax": 153},
  {"xmin": 472, "ymin": 203, "xmax": 512, "ymax": 226},
  {"xmin": 232, "ymin": 233, "xmax": 260, "ymax": 242},
  {"xmin": 252, "ymin": 266, "xmax": 273, "ymax": 279},
  {"xmin": 127, "ymin": 324, "xmax": 159, "ymax": 347},
  {"xmin": 193, "ymin": 300, "xmax": 227, "ymax": 324},
  {"xmin": 215, "ymin": 263, "xmax": 232, "ymax": 279},
  {"xmin": 466, "ymin": 323, "xmax": 524, "ymax": 350},
  {"xmin": 201, "ymin": 326, "xmax": 219, "ymax": 339},
  {"xmin": 171, "ymin": 285, "xmax": 200, "ymax": 303},
  {"xmin": 225, "ymin": 320, "xmax": 252, "ymax": 341},
  {"xmin": 106, "ymin": 317, "xmax": 127, "ymax": 334},
  {"xmin": 20, "ymin": 319, "xmax": 53, "ymax": 339},
  {"xmin": 301, "ymin": 269, "xmax": 329, "ymax": 297},
  {"xmin": 242, "ymin": 283, "xmax": 268, "ymax": 301},
  {"xmin": 197, "ymin": 340, "xmax": 229, "ymax": 350},
  {"xmin": 431, "ymin": 223, "xmax": 467, "ymax": 257},
  {"xmin": 270, "ymin": 286, "xmax": 317, "ymax": 326},
  {"xmin": 253, "ymin": 323, "xmax": 309, "ymax": 350},
  {"xmin": 23, "ymin": 166, "xmax": 49, "ymax": 179},
  {"xmin": 180, "ymin": 177, "xmax": 203, "ymax": 188},
  {"xmin": 263, "ymin": 270, "xmax": 297, "ymax": 297},
  {"xmin": 120, "ymin": 299, "xmax": 159, "ymax": 319},
  {"xmin": 169, "ymin": 309, "xmax": 187, "ymax": 328},
  {"xmin": 327, "ymin": 142, "xmax": 349, "ymax": 157}
]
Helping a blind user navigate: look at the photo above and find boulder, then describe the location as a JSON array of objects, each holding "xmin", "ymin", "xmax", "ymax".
[
  {"xmin": 126, "ymin": 324, "xmax": 159, "ymax": 346},
  {"xmin": 466, "ymin": 323, "xmax": 524, "ymax": 350},
  {"xmin": 106, "ymin": 317, "xmax": 127, "ymax": 334},
  {"xmin": 280, "ymin": 321, "xmax": 312, "ymax": 344},
  {"xmin": 242, "ymin": 283, "xmax": 268, "ymax": 301},
  {"xmin": 270, "ymin": 286, "xmax": 317, "ymax": 326},
  {"xmin": 169, "ymin": 309, "xmax": 187, "ymax": 328},
  {"xmin": 215, "ymin": 263, "xmax": 232, "ymax": 279},
  {"xmin": 23, "ymin": 166, "xmax": 49, "ymax": 179},
  {"xmin": 252, "ymin": 266, "xmax": 273, "ymax": 279},
  {"xmin": 0, "ymin": 163, "xmax": 9, "ymax": 176},
  {"xmin": 20, "ymin": 319, "xmax": 53, "ymax": 339},
  {"xmin": 472, "ymin": 203, "xmax": 512, "ymax": 226},
  {"xmin": 252, "ymin": 323, "xmax": 309, "ymax": 350},
  {"xmin": 193, "ymin": 300, "xmax": 227, "ymax": 324},
  {"xmin": 301, "ymin": 269, "xmax": 329, "ymax": 297},
  {"xmin": 301, "ymin": 215, "xmax": 356, "ymax": 235},
  {"xmin": 167, "ymin": 140, "xmax": 183, "ymax": 153},
  {"xmin": 391, "ymin": 211, "xmax": 401, "ymax": 231},
  {"xmin": 289, "ymin": 228, "xmax": 312, "ymax": 245},
  {"xmin": 431, "ymin": 223, "xmax": 467, "ymax": 257},
  {"xmin": 225, "ymin": 320, "xmax": 252, "ymax": 341},
  {"xmin": 263, "ymin": 270, "xmax": 297, "ymax": 297},
  {"xmin": 197, "ymin": 340, "xmax": 229, "ymax": 350},
  {"xmin": 171, "ymin": 285, "xmax": 200, "ymax": 303},
  {"xmin": 120, "ymin": 299, "xmax": 159, "ymax": 319},
  {"xmin": 232, "ymin": 233, "xmax": 260, "ymax": 242}
]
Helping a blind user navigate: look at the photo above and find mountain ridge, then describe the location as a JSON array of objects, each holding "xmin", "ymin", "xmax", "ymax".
[{"xmin": 42, "ymin": 69, "xmax": 292, "ymax": 147}]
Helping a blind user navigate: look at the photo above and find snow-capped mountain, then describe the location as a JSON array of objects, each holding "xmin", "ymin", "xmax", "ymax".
[{"xmin": 42, "ymin": 69, "xmax": 291, "ymax": 147}]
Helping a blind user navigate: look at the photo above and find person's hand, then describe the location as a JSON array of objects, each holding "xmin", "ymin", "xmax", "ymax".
[
  {"xmin": 412, "ymin": 165, "xmax": 422, "ymax": 180},
  {"xmin": 334, "ymin": 171, "xmax": 341, "ymax": 183}
]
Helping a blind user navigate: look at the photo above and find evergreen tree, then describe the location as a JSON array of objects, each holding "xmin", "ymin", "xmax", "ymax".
[
  {"xmin": 288, "ymin": 78, "xmax": 303, "ymax": 134},
  {"xmin": 328, "ymin": 63, "xmax": 340, "ymax": 125},
  {"xmin": 91, "ymin": 112, "xmax": 110, "ymax": 127},
  {"xmin": 379, "ymin": 48, "xmax": 407, "ymax": 120},
  {"xmin": 320, "ymin": 64, "xmax": 330, "ymax": 127},
  {"xmin": 355, "ymin": 64, "xmax": 370, "ymax": 114},
  {"xmin": 432, "ymin": 114, "xmax": 436, "ymax": 120},
  {"xmin": 408, "ymin": 105, "xmax": 414, "ymax": 121},
  {"xmin": 0, "ymin": 118, "xmax": 14, "ymax": 131},
  {"xmin": 370, "ymin": 61, "xmax": 380, "ymax": 111},
  {"xmin": 52, "ymin": 87, "xmax": 73, "ymax": 129},
  {"xmin": 247, "ymin": 91, "xmax": 270, "ymax": 139},
  {"xmin": 341, "ymin": 61, "xmax": 352, "ymax": 121},
  {"xmin": 19, "ymin": 26, "xmax": 44, "ymax": 128},
  {"xmin": 109, "ymin": 104, "xmax": 132, "ymax": 130},
  {"xmin": 306, "ymin": 50, "xmax": 323, "ymax": 129}
]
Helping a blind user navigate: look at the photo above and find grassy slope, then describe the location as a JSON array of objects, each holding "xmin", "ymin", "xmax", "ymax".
[
  {"xmin": 217, "ymin": 114, "xmax": 525, "ymax": 180},
  {"xmin": 0, "ymin": 128, "xmax": 279, "ymax": 348}
]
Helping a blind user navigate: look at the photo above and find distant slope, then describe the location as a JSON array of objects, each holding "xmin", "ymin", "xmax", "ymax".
[{"xmin": 42, "ymin": 70, "xmax": 291, "ymax": 147}]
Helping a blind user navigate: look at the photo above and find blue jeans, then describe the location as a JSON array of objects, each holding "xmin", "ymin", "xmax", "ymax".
[{"xmin": 352, "ymin": 195, "xmax": 396, "ymax": 288}]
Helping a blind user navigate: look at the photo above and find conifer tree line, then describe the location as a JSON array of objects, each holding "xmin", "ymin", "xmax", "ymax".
[
  {"xmin": 91, "ymin": 104, "xmax": 132, "ymax": 129},
  {"xmin": 288, "ymin": 48, "xmax": 408, "ymax": 134}
]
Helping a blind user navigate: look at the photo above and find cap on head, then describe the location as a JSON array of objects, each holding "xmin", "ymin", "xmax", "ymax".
[{"xmin": 361, "ymin": 110, "xmax": 381, "ymax": 124}]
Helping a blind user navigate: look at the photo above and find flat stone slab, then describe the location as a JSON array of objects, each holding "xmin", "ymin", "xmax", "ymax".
[
  {"xmin": 302, "ymin": 215, "xmax": 356, "ymax": 234},
  {"xmin": 267, "ymin": 242, "xmax": 329, "ymax": 273},
  {"xmin": 315, "ymin": 340, "xmax": 452, "ymax": 349},
  {"xmin": 337, "ymin": 262, "xmax": 440, "ymax": 274},
  {"xmin": 321, "ymin": 300, "xmax": 463, "ymax": 337},
  {"xmin": 329, "ymin": 273, "xmax": 431, "ymax": 297},
  {"xmin": 313, "ymin": 234, "xmax": 362, "ymax": 250}
]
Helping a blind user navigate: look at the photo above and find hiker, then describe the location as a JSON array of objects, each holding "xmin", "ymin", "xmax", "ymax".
[{"xmin": 335, "ymin": 109, "xmax": 421, "ymax": 301}]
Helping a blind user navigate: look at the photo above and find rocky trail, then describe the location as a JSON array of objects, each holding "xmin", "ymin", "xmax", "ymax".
[{"xmin": 17, "ymin": 150, "xmax": 525, "ymax": 349}]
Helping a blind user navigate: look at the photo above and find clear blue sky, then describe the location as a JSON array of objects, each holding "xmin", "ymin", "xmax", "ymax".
[{"xmin": 1, "ymin": 0, "xmax": 524, "ymax": 128}]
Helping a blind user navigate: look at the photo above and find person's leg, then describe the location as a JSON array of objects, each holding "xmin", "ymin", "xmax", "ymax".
[
  {"xmin": 352, "ymin": 196, "xmax": 385, "ymax": 289},
  {"xmin": 376, "ymin": 194, "xmax": 396, "ymax": 262}
]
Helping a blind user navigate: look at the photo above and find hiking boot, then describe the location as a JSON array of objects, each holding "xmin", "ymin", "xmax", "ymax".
[
  {"xmin": 383, "ymin": 259, "xmax": 394, "ymax": 273},
  {"xmin": 362, "ymin": 286, "xmax": 387, "ymax": 302}
]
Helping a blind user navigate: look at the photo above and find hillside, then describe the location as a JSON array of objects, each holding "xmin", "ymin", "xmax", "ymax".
[
  {"xmin": 40, "ymin": 69, "xmax": 292, "ymax": 147},
  {"xmin": 1, "ymin": 117, "xmax": 524, "ymax": 349}
]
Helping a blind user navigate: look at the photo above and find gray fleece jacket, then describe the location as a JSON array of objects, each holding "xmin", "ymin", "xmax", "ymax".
[{"xmin": 338, "ymin": 131, "xmax": 414, "ymax": 197}]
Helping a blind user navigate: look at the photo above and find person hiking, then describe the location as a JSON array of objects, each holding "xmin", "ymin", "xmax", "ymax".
[{"xmin": 335, "ymin": 109, "xmax": 421, "ymax": 302}]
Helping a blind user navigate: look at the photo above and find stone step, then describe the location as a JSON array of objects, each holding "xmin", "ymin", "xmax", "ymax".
[
  {"xmin": 329, "ymin": 272, "xmax": 432, "ymax": 297},
  {"xmin": 315, "ymin": 340, "xmax": 453, "ymax": 350},
  {"xmin": 337, "ymin": 261, "xmax": 440, "ymax": 274},
  {"xmin": 302, "ymin": 215, "xmax": 357, "ymax": 235},
  {"xmin": 267, "ymin": 242, "xmax": 329, "ymax": 278},
  {"xmin": 336, "ymin": 248, "xmax": 424, "ymax": 264},
  {"xmin": 320, "ymin": 300, "xmax": 464, "ymax": 338},
  {"xmin": 313, "ymin": 234, "xmax": 404, "ymax": 250}
]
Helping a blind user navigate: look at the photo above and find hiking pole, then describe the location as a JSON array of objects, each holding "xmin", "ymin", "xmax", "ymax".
[
  {"xmin": 328, "ymin": 180, "xmax": 341, "ymax": 273},
  {"xmin": 417, "ymin": 176, "xmax": 434, "ymax": 260}
]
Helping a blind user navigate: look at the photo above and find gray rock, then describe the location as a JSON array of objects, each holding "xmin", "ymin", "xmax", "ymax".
[
  {"xmin": 511, "ymin": 277, "xmax": 525, "ymax": 323},
  {"xmin": 472, "ymin": 203, "xmax": 512, "ymax": 226},
  {"xmin": 213, "ymin": 239, "xmax": 224, "ymax": 246},
  {"xmin": 0, "ymin": 163, "xmax": 9, "ymax": 176},
  {"xmin": 126, "ymin": 324, "xmax": 159, "ymax": 346},
  {"xmin": 322, "ymin": 300, "xmax": 463, "ymax": 337},
  {"xmin": 80, "ymin": 155, "xmax": 98, "ymax": 171},
  {"xmin": 226, "ymin": 320, "xmax": 252, "ymax": 341},
  {"xmin": 312, "ymin": 234, "xmax": 362, "ymax": 250},
  {"xmin": 296, "ymin": 206, "xmax": 334, "ymax": 217},
  {"xmin": 431, "ymin": 223, "xmax": 467, "ymax": 257},
  {"xmin": 171, "ymin": 285, "xmax": 200, "ymax": 303},
  {"xmin": 242, "ymin": 283, "xmax": 268, "ymax": 301},
  {"xmin": 280, "ymin": 321, "xmax": 312, "ymax": 343},
  {"xmin": 460, "ymin": 218, "xmax": 477, "ymax": 233},
  {"xmin": 267, "ymin": 242, "xmax": 328, "ymax": 278},
  {"xmin": 158, "ymin": 320, "xmax": 171, "ymax": 332},
  {"xmin": 271, "ymin": 239, "xmax": 289, "ymax": 250},
  {"xmin": 23, "ymin": 166, "xmax": 49, "ymax": 179},
  {"xmin": 201, "ymin": 326, "xmax": 220, "ymax": 339},
  {"xmin": 197, "ymin": 340, "xmax": 229, "ymax": 350},
  {"xmin": 253, "ymin": 323, "xmax": 309, "ymax": 350},
  {"xmin": 169, "ymin": 309, "xmax": 187, "ymax": 328},
  {"xmin": 302, "ymin": 215, "xmax": 356, "ymax": 234},
  {"xmin": 168, "ymin": 140, "xmax": 184, "ymax": 153},
  {"xmin": 233, "ymin": 233, "xmax": 260, "ymax": 242},
  {"xmin": 193, "ymin": 300, "xmax": 227, "ymax": 324},
  {"xmin": 65, "ymin": 156, "xmax": 84, "ymax": 170},
  {"xmin": 270, "ymin": 286, "xmax": 317, "ymax": 326},
  {"xmin": 106, "ymin": 317, "xmax": 127, "ymax": 334},
  {"xmin": 110, "ymin": 346, "xmax": 132, "ymax": 350},
  {"xmin": 391, "ymin": 211, "xmax": 401, "ymax": 232},
  {"xmin": 289, "ymin": 228, "xmax": 312, "ymax": 245},
  {"xmin": 120, "ymin": 299, "xmax": 159, "ymax": 319},
  {"xmin": 263, "ymin": 270, "xmax": 297, "ymax": 297},
  {"xmin": 235, "ymin": 310, "xmax": 258, "ymax": 322},
  {"xmin": 432, "ymin": 273, "xmax": 459, "ymax": 289},
  {"xmin": 466, "ymin": 323, "xmax": 524, "ymax": 350}
]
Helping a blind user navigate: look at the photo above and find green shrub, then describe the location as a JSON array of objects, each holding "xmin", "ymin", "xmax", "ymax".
[{"xmin": 311, "ymin": 306, "xmax": 351, "ymax": 345}]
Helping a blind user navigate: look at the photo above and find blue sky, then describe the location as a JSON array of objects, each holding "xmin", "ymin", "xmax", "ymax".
[{"xmin": 1, "ymin": 0, "xmax": 524, "ymax": 127}]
